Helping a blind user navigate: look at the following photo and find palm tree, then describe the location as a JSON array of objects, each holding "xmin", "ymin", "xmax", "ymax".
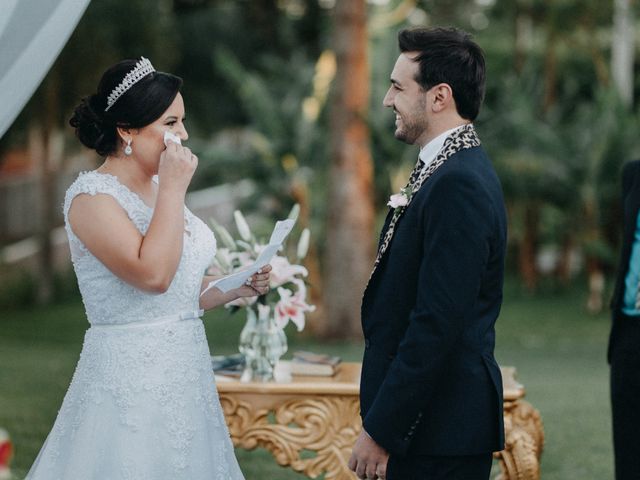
[{"xmin": 323, "ymin": 0, "xmax": 375, "ymax": 338}]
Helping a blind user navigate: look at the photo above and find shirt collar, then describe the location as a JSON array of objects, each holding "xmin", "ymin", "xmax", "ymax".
[{"xmin": 419, "ymin": 124, "xmax": 469, "ymax": 170}]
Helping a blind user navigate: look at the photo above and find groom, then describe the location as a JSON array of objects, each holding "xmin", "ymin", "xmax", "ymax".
[{"xmin": 348, "ymin": 27, "xmax": 507, "ymax": 480}]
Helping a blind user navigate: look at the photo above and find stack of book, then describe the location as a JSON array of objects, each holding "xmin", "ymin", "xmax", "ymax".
[
  {"xmin": 211, "ymin": 354, "xmax": 245, "ymax": 377},
  {"xmin": 286, "ymin": 350, "xmax": 341, "ymax": 377}
]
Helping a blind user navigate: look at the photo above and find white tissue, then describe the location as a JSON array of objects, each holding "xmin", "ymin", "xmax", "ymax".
[{"xmin": 163, "ymin": 131, "xmax": 182, "ymax": 147}]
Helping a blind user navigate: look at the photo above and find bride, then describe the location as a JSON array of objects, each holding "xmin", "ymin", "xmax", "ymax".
[{"xmin": 26, "ymin": 57, "xmax": 269, "ymax": 480}]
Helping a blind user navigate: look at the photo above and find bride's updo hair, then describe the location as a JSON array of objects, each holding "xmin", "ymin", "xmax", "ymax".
[{"xmin": 69, "ymin": 59, "xmax": 183, "ymax": 156}]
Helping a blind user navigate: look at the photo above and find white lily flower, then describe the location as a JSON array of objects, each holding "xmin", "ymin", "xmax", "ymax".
[
  {"xmin": 234, "ymin": 210, "xmax": 252, "ymax": 242},
  {"xmin": 297, "ymin": 228, "xmax": 310, "ymax": 260},
  {"xmin": 214, "ymin": 248, "xmax": 231, "ymax": 271},
  {"xmin": 268, "ymin": 255, "xmax": 309, "ymax": 288},
  {"xmin": 274, "ymin": 282, "xmax": 315, "ymax": 331},
  {"xmin": 287, "ymin": 203, "xmax": 300, "ymax": 222},
  {"xmin": 209, "ymin": 218, "xmax": 236, "ymax": 250}
]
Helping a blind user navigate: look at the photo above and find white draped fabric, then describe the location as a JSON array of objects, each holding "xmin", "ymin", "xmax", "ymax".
[{"xmin": 0, "ymin": 0, "xmax": 91, "ymax": 138}]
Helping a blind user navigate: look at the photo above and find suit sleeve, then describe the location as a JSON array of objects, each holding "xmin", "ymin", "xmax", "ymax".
[{"xmin": 362, "ymin": 170, "xmax": 496, "ymax": 457}]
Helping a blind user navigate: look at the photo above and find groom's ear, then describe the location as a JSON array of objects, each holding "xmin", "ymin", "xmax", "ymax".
[{"xmin": 430, "ymin": 83, "xmax": 453, "ymax": 113}]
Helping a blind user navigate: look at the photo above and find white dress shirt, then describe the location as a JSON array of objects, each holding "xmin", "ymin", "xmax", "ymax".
[{"xmin": 419, "ymin": 124, "xmax": 469, "ymax": 173}]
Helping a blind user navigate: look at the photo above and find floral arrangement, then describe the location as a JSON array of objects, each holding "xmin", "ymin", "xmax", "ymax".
[{"xmin": 209, "ymin": 205, "xmax": 315, "ymax": 331}]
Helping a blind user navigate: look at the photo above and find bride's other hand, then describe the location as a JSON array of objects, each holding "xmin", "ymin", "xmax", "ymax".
[
  {"xmin": 158, "ymin": 141, "xmax": 197, "ymax": 193},
  {"xmin": 199, "ymin": 265, "xmax": 272, "ymax": 311},
  {"xmin": 234, "ymin": 264, "xmax": 272, "ymax": 298}
]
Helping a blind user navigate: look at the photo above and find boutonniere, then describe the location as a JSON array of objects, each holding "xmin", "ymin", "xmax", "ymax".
[{"xmin": 387, "ymin": 186, "xmax": 413, "ymax": 212}]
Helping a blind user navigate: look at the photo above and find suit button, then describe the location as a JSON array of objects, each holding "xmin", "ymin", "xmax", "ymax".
[{"xmin": 365, "ymin": 338, "xmax": 371, "ymax": 348}]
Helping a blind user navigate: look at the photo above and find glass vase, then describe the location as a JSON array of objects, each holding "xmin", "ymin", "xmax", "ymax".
[{"xmin": 239, "ymin": 305, "xmax": 287, "ymax": 382}]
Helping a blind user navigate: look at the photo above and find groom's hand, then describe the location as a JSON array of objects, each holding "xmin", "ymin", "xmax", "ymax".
[{"xmin": 348, "ymin": 429, "xmax": 389, "ymax": 480}]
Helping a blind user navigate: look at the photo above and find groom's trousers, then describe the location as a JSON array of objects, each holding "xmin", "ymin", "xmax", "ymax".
[
  {"xmin": 610, "ymin": 313, "xmax": 640, "ymax": 480},
  {"xmin": 386, "ymin": 453, "xmax": 492, "ymax": 480}
]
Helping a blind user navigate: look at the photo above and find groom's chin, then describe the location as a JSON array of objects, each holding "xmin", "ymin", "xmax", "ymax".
[{"xmin": 394, "ymin": 129, "xmax": 412, "ymax": 145}]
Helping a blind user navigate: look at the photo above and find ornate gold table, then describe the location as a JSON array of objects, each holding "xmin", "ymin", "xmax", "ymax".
[
  {"xmin": 216, "ymin": 363, "xmax": 544, "ymax": 480},
  {"xmin": 496, "ymin": 366, "xmax": 545, "ymax": 480}
]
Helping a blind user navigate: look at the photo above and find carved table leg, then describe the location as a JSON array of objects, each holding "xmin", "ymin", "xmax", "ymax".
[
  {"xmin": 494, "ymin": 400, "xmax": 545, "ymax": 480},
  {"xmin": 220, "ymin": 394, "xmax": 360, "ymax": 479}
]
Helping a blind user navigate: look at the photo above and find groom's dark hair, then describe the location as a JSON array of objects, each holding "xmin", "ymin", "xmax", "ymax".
[{"xmin": 398, "ymin": 27, "xmax": 485, "ymax": 121}]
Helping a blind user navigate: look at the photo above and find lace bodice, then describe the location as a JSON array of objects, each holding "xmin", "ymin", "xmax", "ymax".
[{"xmin": 63, "ymin": 171, "xmax": 216, "ymax": 325}]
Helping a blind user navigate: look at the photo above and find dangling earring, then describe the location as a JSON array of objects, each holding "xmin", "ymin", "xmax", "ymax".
[{"xmin": 124, "ymin": 139, "xmax": 133, "ymax": 156}]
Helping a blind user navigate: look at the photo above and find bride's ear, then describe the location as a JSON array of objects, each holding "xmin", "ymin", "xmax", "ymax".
[{"xmin": 116, "ymin": 127, "xmax": 133, "ymax": 145}]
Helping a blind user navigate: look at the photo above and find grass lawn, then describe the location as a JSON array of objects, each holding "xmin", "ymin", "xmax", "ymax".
[{"xmin": 1, "ymin": 284, "xmax": 614, "ymax": 479}]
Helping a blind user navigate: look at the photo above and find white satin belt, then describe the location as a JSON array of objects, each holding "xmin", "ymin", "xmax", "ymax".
[{"xmin": 90, "ymin": 309, "xmax": 205, "ymax": 329}]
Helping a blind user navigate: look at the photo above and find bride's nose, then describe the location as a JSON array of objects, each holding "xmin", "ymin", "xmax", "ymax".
[{"xmin": 178, "ymin": 124, "xmax": 189, "ymax": 142}]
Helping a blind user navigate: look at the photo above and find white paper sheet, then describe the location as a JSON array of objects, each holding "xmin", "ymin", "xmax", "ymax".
[
  {"xmin": 201, "ymin": 219, "xmax": 295, "ymax": 295},
  {"xmin": 269, "ymin": 220, "xmax": 295, "ymax": 244}
]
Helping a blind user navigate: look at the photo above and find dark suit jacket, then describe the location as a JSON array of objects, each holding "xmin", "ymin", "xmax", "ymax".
[
  {"xmin": 609, "ymin": 160, "xmax": 640, "ymax": 361},
  {"xmin": 360, "ymin": 145, "xmax": 507, "ymax": 458}
]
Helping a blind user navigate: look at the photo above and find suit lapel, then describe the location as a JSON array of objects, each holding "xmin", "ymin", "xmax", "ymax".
[{"xmin": 366, "ymin": 124, "xmax": 481, "ymax": 285}]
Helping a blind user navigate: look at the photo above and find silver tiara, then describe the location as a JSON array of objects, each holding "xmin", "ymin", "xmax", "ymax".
[{"xmin": 104, "ymin": 57, "xmax": 156, "ymax": 111}]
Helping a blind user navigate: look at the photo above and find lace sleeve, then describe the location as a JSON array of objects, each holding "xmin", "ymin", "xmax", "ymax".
[{"xmin": 63, "ymin": 171, "xmax": 150, "ymax": 256}]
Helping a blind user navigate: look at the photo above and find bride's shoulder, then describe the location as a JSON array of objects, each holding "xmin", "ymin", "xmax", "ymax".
[
  {"xmin": 64, "ymin": 171, "xmax": 129, "ymax": 217},
  {"xmin": 66, "ymin": 170, "xmax": 117, "ymax": 196}
]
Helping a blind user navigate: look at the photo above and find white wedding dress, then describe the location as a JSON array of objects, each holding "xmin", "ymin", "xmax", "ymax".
[{"xmin": 26, "ymin": 171, "xmax": 244, "ymax": 480}]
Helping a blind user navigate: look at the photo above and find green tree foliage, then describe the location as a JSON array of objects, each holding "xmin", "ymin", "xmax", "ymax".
[
  {"xmin": 3, "ymin": 0, "xmax": 640, "ymax": 307},
  {"xmin": 172, "ymin": 0, "xmax": 328, "ymax": 134}
]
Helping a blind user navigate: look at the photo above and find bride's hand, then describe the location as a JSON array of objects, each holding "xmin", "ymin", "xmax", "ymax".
[
  {"xmin": 234, "ymin": 264, "xmax": 272, "ymax": 298},
  {"xmin": 158, "ymin": 142, "xmax": 197, "ymax": 193}
]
